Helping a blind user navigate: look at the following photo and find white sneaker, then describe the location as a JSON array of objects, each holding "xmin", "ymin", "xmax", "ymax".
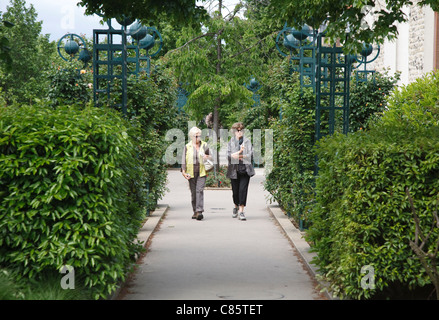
[
  {"xmin": 239, "ymin": 212, "xmax": 246, "ymax": 221},
  {"xmin": 232, "ymin": 207, "xmax": 238, "ymax": 218}
]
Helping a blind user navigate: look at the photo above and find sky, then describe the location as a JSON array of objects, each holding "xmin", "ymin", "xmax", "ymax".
[{"xmin": 0, "ymin": 0, "xmax": 242, "ymax": 42}]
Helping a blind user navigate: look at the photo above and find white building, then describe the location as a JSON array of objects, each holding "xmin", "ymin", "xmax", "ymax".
[{"xmin": 372, "ymin": 1, "xmax": 438, "ymax": 85}]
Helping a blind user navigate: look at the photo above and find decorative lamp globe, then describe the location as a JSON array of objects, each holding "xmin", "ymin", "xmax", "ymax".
[
  {"xmin": 129, "ymin": 21, "xmax": 147, "ymax": 41},
  {"xmin": 64, "ymin": 39, "xmax": 79, "ymax": 55},
  {"xmin": 139, "ymin": 34, "xmax": 155, "ymax": 50},
  {"xmin": 78, "ymin": 48, "xmax": 91, "ymax": 64},
  {"xmin": 283, "ymin": 34, "xmax": 299, "ymax": 50},
  {"xmin": 361, "ymin": 43, "xmax": 373, "ymax": 57},
  {"xmin": 250, "ymin": 78, "xmax": 258, "ymax": 89},
  {"xmin": 292, "ymin": 25, "xmax": 310, "ymax": 41}
]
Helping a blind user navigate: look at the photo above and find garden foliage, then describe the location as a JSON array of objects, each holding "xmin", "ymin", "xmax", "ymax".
[
  {"xmin": 46, "ymin": 60, "xmax": 92, "ymax": 107},
  {"xmin": 309, "ymin": 71, "xmax": 439, "ymax": 299},
  {"xmin": 265, "ymin": 64, "xmax": 399, "ymax": 228},
  {"xmin": 349, "ymin": 70, "xmax": 400, "ymax": 132},
  {"xmin": 264, "ymin": 65, "xmax": 316, "ymax": 226},
  {"xmin": 0, "ymin": 104, "xmax": 147, "ymax": 299}
]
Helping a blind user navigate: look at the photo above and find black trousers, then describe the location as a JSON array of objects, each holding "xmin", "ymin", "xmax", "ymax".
[{"xmin": 231, "ymin": 172, "xmax": 250, "ymax": 207}]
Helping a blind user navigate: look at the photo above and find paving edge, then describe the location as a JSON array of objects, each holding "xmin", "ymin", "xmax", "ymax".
[
  {"xmin": 267, "ymin": 204, "xmax": 334, "ymax": 300},
  {"xmin": 136, "ymin": 204, "xmax": 169, "ymax": 248},
  {"xmin": 109, "ymin": 204, "xmax": 169, "ymax": 300}
]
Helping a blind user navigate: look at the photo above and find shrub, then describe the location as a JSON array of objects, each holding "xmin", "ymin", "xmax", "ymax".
[
  {"xmin": 0, "ymin": 269, "xmax": 22, "ymax": 300},
  {"xmin": 124, "ymin": 65, "xmax": 182, "ymax": 211},
  {"xmin": 0, "ymin": 103, "xmax": 146, "ymax": 299},
  {"xmin": 349, "ymin": 70, "xmax": 400, "ymax": 132},
  {"xmin": 264, "ymin": 71, "xmax": 316, "ymax": 227},
  {"xmin": 264, "ymin": 68, "xmax": 403, "ymax": 229},
  {"xmin": 309, "ymin": 71, "xmax": 439, "ymax": 299},
  {"xmin": 46, "ymin": 60, "xmax": 93, "ymax": 107},
  {"xmin": 206, "ymin": 165, "xmax": 231, "ymax": 188}
]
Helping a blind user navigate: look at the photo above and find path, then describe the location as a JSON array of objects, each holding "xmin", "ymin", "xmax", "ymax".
[{"xmin": 120, "ymin": 168, "xmax": 323, "ymax": 300}]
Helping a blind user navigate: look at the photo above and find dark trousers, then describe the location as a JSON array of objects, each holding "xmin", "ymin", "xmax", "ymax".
[{"xmin": 231, "ymin": 172, "xmax": 250, "ymax": 207}]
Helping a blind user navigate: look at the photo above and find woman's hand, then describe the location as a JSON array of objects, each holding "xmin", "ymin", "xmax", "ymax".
[
  {"xmin": 182, "ymin": 172, "xmax": 191, "ymax": 180},
  {"xmin": 231, "ymin": 145, "xmax": 245, "ymax": 159}
]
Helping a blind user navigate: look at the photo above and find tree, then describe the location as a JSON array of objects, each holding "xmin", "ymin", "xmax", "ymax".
[
  {"xmin": 0, "ymin": 18, "xmax": 14, "ymax": 71},
  {"xmin": 267, "ymin": 0, "xmax": 439, "ymax": 53},
  {"xmin": 78, "ymin": 0, "xmax": 209, "ymax": 28},
  {"xmin": 163, "ymin": 0, "xmax": 283, "ymax": 168},
  {"xmin": 0, "ymin": 0, "xmax": 56, "ymax": 104},
  {"xmin": 165, "ymin": 0, "xmax": 282, "ymax": 124}
]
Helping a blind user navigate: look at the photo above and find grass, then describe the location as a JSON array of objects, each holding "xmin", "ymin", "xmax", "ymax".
[{"xmin": 0, "ymin": 268, "xmax": 92, "ymax": 300}]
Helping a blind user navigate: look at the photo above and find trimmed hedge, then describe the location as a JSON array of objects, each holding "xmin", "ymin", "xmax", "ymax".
[
  {"xmin": 0, "ymin": 104, "xmax": 147, "ymax": 299},
  {"xmin": 309, "ymin": 71, "xmax": 439, "ymax": 299},
  {"xmin": 264, "ymin": 65, "xmax": 398, "ymax": 228},
  {"xmin": 264, "ymin": 66, "xmax": 316, "ymax": 227}
]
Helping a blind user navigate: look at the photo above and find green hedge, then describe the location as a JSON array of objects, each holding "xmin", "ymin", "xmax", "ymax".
[
  {"xmin": 264, "ymin": 77, "xmax": 316, "ymax": 227},
  {"xmin": 264, "ymin": 64, "xmax": 398, "ymax": 228},
  {"xmin": 309, "ymin": 72, "xmax": 439, "ymax": 299},
  {"xmin": 0, "ymin": 104, "xmax": 147, "ymax": 299}
]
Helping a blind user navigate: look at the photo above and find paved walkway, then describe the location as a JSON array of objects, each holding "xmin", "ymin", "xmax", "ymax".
[{"xmin": 119, "ymin": 168, "xmax": 324, "ymax": 300}]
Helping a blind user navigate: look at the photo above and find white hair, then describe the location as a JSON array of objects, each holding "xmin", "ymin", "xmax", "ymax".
[{"xmin": 188, "ymin": 126, "xmax": 202, "ymax": 139}]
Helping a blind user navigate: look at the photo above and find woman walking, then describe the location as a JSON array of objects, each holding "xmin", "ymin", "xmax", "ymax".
[
  {"xmin": 227, "ymin": 122, "xmax": 255, "ymax": 220},
  {"xmin": 181, "ymin": 127, "xmax": 211, "ymax": 220}
]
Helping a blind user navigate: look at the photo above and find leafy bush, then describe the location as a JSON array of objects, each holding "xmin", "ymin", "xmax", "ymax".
[
  {"xmin": 0, "ymin": 269, "xmax": 22, "ymax": 300},
  {"xmin": 309, "ymin": 71, "xmax": 439, "ymax": 299},
  {"xmin": 264, "ymin": 67, "xmax": 402, "ymax": 229},
  {"xmin": 206, "ymin": 165, "xmax": 231, "ymax": 188},
  {"xmin": 0, "ymin": 103, "xmax": 147, "ymax": 299},
  {"xmin": 124, "ymin": 65, "xmax": 184, "ymax": 211},
  {"xmin": 264, "ymin": 68, "xmax": 316, "ymax": 227},
  {"xmin": 46, "ymin": 60, "xmax": 93, "ymax": 107},
  {"xmin": 94, "ymin": 63, "xmax": 183, "ymax": 212},
  {"xmin": 349, "ymin": 70, "xmax": 400, "ymax": 132}
]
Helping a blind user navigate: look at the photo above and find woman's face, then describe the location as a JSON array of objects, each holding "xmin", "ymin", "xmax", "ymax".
[
  {"xmin": 192, "ymin": 132, "xmax": 202, "ymax": 144},
  {"xmin": 234, "ymin": 128, "xmax": 243, "ymax": 139}
]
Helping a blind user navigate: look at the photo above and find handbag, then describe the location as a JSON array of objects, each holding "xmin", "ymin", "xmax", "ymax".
[{"xmin": 203, "ymin": 158, "xmax": 214, "ymax": 172}]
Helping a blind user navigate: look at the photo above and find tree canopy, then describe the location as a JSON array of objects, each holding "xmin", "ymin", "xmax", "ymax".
[
  {"xmin": 0, "ymin": 0, "xmax": 55, "ymax": 103},
  {"xmin": 78, "ymin": 0, "xmax": 209, "ymax": 27},
  {"xmin": 267, "ymin": 0, "xmax": 439, "ymax": 53}
]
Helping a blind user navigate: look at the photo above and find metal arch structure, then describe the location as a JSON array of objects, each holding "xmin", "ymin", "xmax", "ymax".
[
  {"xmin": 276, "ymin": 24, "xmax": 380, "ymax": 144},
  {"xmin": 127, "ymin": 22, "xmax": 163, "ymax": 76},
  {"xmin": 350, "ymin": 43, "xmax": 381, "ymax": 83},
  {"xmin": 276, "ymin": 25, "xmax": 372, "ymax": 230},
  {"xmin": 244, "ymin": 76, "xmax": 262, "ymax": 107},
  {"xmin": 92, "ymin": 16, "xmax": 164, "ymax": 116},
  {"xmin": 276, "ymin": 23, "xmax": 319, "ymax": 90},
  {"xmin": 92, "ymin": 16, "xmax": 133, "ymax": 116},
  {"xmin": 57, "ymin": 33, "xmax": 91, "ymax": 66},
  {"xmin": 315, "ymin": 33, "xmax": 352, "ymax": 141}
]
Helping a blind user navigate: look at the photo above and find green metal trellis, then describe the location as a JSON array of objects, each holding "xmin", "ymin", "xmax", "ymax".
[
  {"xmin": 315, "ymin": 33, "xmax": 351, "ymax": 142},
  {"xmin": 92, "ymin": 18, "xmax": 163, "ymax": 116},
  {"xmin": 93, "ymin": 27, "xmax": 128, "ymax": 115}
]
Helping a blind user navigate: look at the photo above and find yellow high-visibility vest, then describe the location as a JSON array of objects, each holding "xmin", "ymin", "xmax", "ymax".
[{"xmin": 185, "ymin": 140, "xmax": 208, "ymax": 177}]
